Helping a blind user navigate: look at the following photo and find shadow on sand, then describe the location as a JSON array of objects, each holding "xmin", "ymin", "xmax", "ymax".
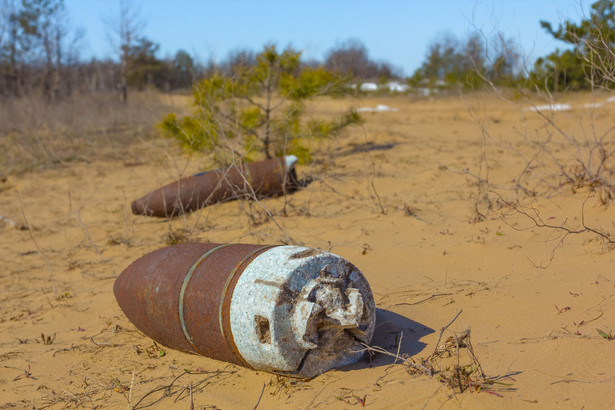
[
  {"xmin": 340, "ymin": 308, "xmax": 434, "ymax": 372},
  {"xmin": 337, "ymin": 141, "xmax": 399, "ymax": 157}
]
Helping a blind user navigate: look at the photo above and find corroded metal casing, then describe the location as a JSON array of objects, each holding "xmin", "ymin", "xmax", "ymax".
[
  {"xmin": 131, "ymin": 156, "xmax": 299, "ymax": 217},
  {"xmin": 113, "ymin": 243, "xmax": 375, "ymax": 379}
]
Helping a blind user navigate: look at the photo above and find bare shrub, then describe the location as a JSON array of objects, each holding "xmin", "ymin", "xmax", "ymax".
[
  {"xmin": 457, "ymin": 6, "xmax": 615, "ymax": 261},
  {"xmin": 468, "ymin": 2, "xmax": 615, "ymax": 199}
]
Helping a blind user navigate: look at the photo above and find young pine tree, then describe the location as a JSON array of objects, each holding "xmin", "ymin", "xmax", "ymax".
[{"xmin": 160, "ymin": 45, "xmax": 361, "ymax": 166}]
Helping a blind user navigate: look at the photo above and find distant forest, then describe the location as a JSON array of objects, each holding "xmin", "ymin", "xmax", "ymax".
[{"xmin": 0, "ymin": 0, "xmax": 613, "ymax": 101}]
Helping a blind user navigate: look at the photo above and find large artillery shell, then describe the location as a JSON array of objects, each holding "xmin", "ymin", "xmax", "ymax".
[
  {"xmin": 113, "ymin": 243, "xmax": 375, "ymax": 378},
  {"xmin": 131, "ymin": 156, "xmax": 299, "ymax": 217}
]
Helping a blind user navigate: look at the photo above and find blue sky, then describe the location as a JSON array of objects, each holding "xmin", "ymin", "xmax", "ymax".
[{"xmin": 64, "ymin": 0, "xmax": 593, "ymax": 76}]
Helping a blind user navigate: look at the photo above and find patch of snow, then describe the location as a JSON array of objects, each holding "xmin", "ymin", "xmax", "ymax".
[
  {"xmin": 582, "ymin": 102, "xmax": 604, "ymax": 109},
  {"xmin": 386, "ymin": 81, "xmax": 409, "ymax": 92},
  {"xmin": 359, "ymin": 82, "xmax": 378, "ymax": 91},
  {"xmin": 357, "ymin": 104, "xmax": 399, "ymax": 113},
  {"xmin": 415, "ymin": 87, "xmax": 435, "ymax": 96},
  {"xmin": 527, "ymin": 104, "xmax": 572, "ymax": 112},
  {"xmin": 352, "ymin": 81, "xmax": 409, "ymax": 92},
  {"xmin": 526, "ymin": 96, "xmax": 614, "ymax": 112}
]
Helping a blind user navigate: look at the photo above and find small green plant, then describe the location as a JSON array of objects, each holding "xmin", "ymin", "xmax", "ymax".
[
  {"xmin": 55, "ymin": 292, "xmax": 71, "ymax": 301},
  {"xmin": 335, "ymin": 391, "xmax": 367, "ymax": 407},
  {"xmin": 160, "ymin": 44, "xmax": 361, "ymax": 166},
  {"xmin": 112, "ymin": 378, "xmax": 130, "ymax": 393},
  {"xmin": 145, "ymin": 342, "xmax": 165, "ymax": 358},
  {"xmin": 40, "ymin": 333, "xmax": 56, "ymax": 345},
  {"xmin": 597, "ymin": 328, "xmax": 614, "ymax": 340},
  {"xmin": 164, "ymin": 227, "xmax": 192, "ymax": 245}
]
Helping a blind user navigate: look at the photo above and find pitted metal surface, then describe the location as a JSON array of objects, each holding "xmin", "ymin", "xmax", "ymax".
[{"xmin": 114, "ymin": 243, "xmax": 269, "ymax": 366}]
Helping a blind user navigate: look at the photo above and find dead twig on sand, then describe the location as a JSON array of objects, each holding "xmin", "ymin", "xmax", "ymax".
[
  {"xmin": 232, "ymin": 159, "xmax": 299, "ymax": 245},
  {"xmin": 90, "ymin": 336, "xmax": 119, "ymax": 348},
  {"xmin": 360, "ymin": 126, "xmax": 386, "ymax": 215},
  {"xmin": 430, "ymin": 328, "xmax": 515, "ymax": 398},
  {"xmin": 253, "ymin": 383, "xmax": 265, "ymax": 410},
  {"xmin": 494, "ymin": 190, "xmax": 614, "ymax": 268},
  {"xmin": 432, "ymin": 310, "xmax": 463, "ymax": 357},
  {"xmin": 132, "ymin": 367, "xmax": 236, "ymax": 409},
  {"xmin": 189, "ymin": 381, "xmax": 194, "ymax": 410},
  {"xmin": 68, "ymin": 184, "xmax": 103, "ymax": 255},
  {"xmin": 7, "ymin": 178, "xmax": 56, "ymax": 294},
  {"xmin": 357, "ymin": 309, "xmax": 515, "ymax": 404},
  {"xmin": 358, "ymin": 341, "xmax": 434, "ymax": 376},
  {"xmin": 127, "ymin": 367, "xmax": 136, "ymax": 409},
  {"xmin": 70, "ymin": 200, "xmax": 101, "ymax": 254}
]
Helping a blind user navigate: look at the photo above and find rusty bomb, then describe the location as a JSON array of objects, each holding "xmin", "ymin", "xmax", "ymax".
[
  {"xmin": 131, "ymin": 156, "xmax": 299, "ymax": 217},
  {"xmin": 113, "ymin": 243, "xmax": 375, "ymax": 378}
]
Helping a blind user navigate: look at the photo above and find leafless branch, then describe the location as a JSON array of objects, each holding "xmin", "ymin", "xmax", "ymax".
[
  {"xmin": 494, "ymin": 190, "xmax": 614, "ymax": 268},
  {"xmin": 432, "ymin": 310, "xmax": 463, "ymax": 357}
]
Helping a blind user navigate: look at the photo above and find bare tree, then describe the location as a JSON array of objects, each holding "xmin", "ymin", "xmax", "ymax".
[
  {"xmin": 0, "ymin": 0, "xmax": 21, "ymax": 94},
  {"xmin": 1, "ymin": 0, "xmax": 65, "ymax": 96},
  {"xmin": 0, "ymin": 1, "xmax": 8, "ymax": 94},
  {"xmin": 0, "ymin": 0, "xmax": 7, "ymax": 48},
  {"xmin": 36, "ymin": 0, "xmax": 81, "ymax": 100},
  {"xmin": 324, "ymin": 38, "xmax": 399, "ymax": 80},
  {"xmin": 105, "ymin": 0, "xmax": 144, "ymax": 103}
]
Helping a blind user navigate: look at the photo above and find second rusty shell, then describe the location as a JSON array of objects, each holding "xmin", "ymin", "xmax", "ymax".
[{"xmin": 131, "ymin": 156, "xmax": 298, "ymax": 217}]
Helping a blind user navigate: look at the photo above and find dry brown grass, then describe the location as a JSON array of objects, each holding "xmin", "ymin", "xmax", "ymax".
[{"xmin": 0, "ymin": 91, "xmax": 191, "ymax": 174}]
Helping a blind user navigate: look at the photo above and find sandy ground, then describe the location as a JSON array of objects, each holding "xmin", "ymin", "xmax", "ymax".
[{"xmin": 1, "ymin": 93, "xmax": 615, "ymax": 409}]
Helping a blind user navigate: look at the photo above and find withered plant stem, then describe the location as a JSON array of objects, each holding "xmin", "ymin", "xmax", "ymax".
[
  {"xmin": 360, "ymin": 126, "xmax": 386, "ymax": 214},
  {"xmin": 494, "ymin": 190, "xmax": 614, "ymax": 268},
  {"xmin": 253, "ymin": 383, "xmax": 265, "ymax": 410},
  {"xmin": 358, "ymin": 342, "xmax": 433, "ymax": 376},
  {"xmin": 432, "ymin": 310, "xmax": 463, "ymax": 357}
]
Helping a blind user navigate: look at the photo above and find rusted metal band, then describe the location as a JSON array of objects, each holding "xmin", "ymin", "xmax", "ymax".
[
  {"xmin": 218, "ymin": 245, "xmax": 276, "ymax": 340},
  {"xmin": 243, "ymin": 163, "xmax": 253, "ymax": 187},
  {"xmin": 179, "ymin": 244, "xmax": 232, "ymax": 355}
]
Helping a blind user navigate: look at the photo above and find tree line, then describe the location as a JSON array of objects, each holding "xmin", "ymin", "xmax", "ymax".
[
  {"xmin": 0, "ymin": 0, "xmax": 398, "ymax": 101},
  {"xmin": 409, "ymin": 0, "xmax": 614, "ymax": 92},
  {"xmin": 0, "ymin": 0, "xmax": 612, "ymax": 101},
  {"xmin": 0, "ymin": 0, "xmax": 204, "ymax": 100}
]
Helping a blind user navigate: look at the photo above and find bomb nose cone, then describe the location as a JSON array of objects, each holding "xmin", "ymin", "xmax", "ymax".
[
  {"xmin": 130, "ymin": 198, "xmax": 145, "ymax": 215},
  {"xmin": 228, "ymin": 246, "xmax": 375, "ymax": 378}
]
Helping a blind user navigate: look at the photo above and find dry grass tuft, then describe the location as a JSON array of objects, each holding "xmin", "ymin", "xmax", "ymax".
[{"xmin": 0, "ymin": 91, "xmax": 189, "ymax": 174}]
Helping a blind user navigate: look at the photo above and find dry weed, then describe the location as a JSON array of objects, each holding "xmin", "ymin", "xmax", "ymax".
[
  {"xmin": 0, "ymin": 91, "xmax": 186, "ymax": 174},
  {"xmin": 359, "ymin": 310, "xmax": 516, "ymax": 404}
]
